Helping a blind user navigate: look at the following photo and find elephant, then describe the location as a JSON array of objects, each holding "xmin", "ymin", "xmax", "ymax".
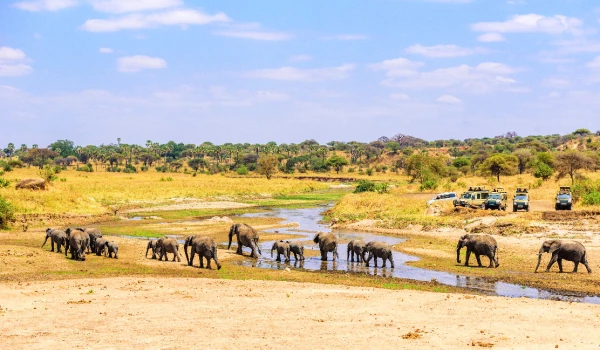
[
  {"xmin": 184, "ymin": 235, "xmax": 221, "ymax": 269},
  {"xmin": 286, "ymin": 241, "xmax": 305, "ymax": 261},
  {"xmin": 105, "ymin": 241, "xmax": 118, "ymax": 259},
  {"xmin": 271, "ymin": 241, "xmax": 290, "ymax": 262},
  {"xmin": 66, "ymin": 228, "xmax": 89, "ymax": 261},
  {"xmin": 313, "ymin": 232, "xmax": 339, "ymax": 261},
  {"xmin": 157, "ymin": 237, "xmax": 182, "ymax": 262},
  {"xmin": 456, "ymin": 234, "xmax": 499, "ymax": 268},
  {"xmin": 95, "ymin": 237, "xmax": 108, "ymax": 256},
  {"xmin": 42, "ymin": 228, "xmax": 68, "ymax": 253},
  {"xmin": 347, "ymin": 239, "xmax": 366, "ymax": 263},
  {"xmin": 74, "ymin": 227, "xmax": 102, "ymax": 254},
  {"xmin": 364, "ymin": 241, "xmax": 395, "ymax": 268},
  {"xmin": 146, "ymin": 240, "xmax": 159, "ymax": 259},
  {"xmin": 535, "ymin": 240, "xmax": 592, "ymax": 273},
  {"xmin": 228, "ymin": 223, "xmax": 261, "ymax": 258}
]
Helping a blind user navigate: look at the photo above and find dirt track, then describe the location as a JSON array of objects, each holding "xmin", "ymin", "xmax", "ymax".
[{"xmin": 1, "ymin": 277, "xmax": 599, "ymax": 349}]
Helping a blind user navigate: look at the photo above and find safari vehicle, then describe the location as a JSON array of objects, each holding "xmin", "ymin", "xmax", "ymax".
[
  {"xmin": 427, "ymin": 192, "xmax": 457, "ymax": 207},
  {"xmin": 484, "ymin": 188, "xmax": 508, "ymax": 210},
  {"xmin": 555, "ymin": 186, "xmax": 573, "ymax": 211},
  {"xmin": 513, "ymin": 187, "xmax": 529, "ymax": 212},
  {"xmin": 454, "ymin": 186, "xmax": 490, "ymax": 209}
]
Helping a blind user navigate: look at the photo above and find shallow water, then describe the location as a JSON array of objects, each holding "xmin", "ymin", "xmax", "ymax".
[{"xmin": 231, "ymin": 207, "xmax": 600, "ymax": 304}]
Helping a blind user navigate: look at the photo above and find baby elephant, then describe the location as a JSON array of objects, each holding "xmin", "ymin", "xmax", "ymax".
[
  {"xmin": 535, "ymin": 239, "xmax": 591, "ymax": 273},
  {"xmin": 364, "ymin": 241, "xmax": 394, "ymax": 268},
  {"xmin": 146, "ymin": 240, "xmax": 159, "ymax": 259},
  {"xmin": 347, "ymin": 239, "xmax": 366, "ymax": 263},
  {"xmin": 105, "ymin": 241, "xmax": 118, "ymax": 259},
  {"xmin": 271, "ymin": 240, "xmax": 290, "ymax": 262},
  {"xmin": 286, "ymin": 241, "xmax": 305, "ymax": 261},
  {"xmin": 95, "ymin": 237, "xmax": 108, "ymax": 256},
  {"xmin": 456, "ymin": 234, "xmax": 499, "ymax": 268}
]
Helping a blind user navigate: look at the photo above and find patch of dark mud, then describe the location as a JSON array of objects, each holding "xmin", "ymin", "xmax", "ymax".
[{"xmin": 542, "ymin": 210, "xmax": 600, "ymax": 221}]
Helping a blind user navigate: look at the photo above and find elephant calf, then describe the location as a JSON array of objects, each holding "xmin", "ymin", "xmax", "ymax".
[
  {"xmin": 105, "ymin": 241, "xmax": 118, "ymax": 259},
  {"xmin": 313, "ymin": 232, "xmax": 339, "ymax": 261},
  {"xmin": 157, "ymin": 237, "xmax": 182, "ymax": 262},
  {"xmin": 535, "ymin": 239, "xmax": 592, "ymax": 274},
  {"xmin": 271, "ymin": 241, "xmax": 291, "ymax": 262},
  {"xmin": 184, "ymin": 235, "xmax": 221, "ymax": 270},
  {"xmin": 364, "ymin": 241, "xmax": 394, "ymax": 268},
  {"xmin": 95, "ymin": 237, "xmax": 108, "ymax": 256},
  {"xmin": 74, "ymin": 227, "xmax": 102, "ymax": 254},
  {"xmin": 42, "ymin": 228, "xmax": 68, "ymax": 253},
  {"xmin": 347, "ymin": 239, "xmax": 366, "ymax": 263},
  {"xmin": 146, "ymin": 240, "xmax": 159, "ymax": 259},
  {"xmin": 456, "ymin": 234, "xmax": 499, "ymax": 268},
  {"xmin": 286, "ymin": 241, "xmax": 305, "ymax": 261}
]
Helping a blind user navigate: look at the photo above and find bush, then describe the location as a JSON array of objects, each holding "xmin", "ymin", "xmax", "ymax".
[
  {"xmin": 583, "ymin": 192, "xmax": 600, "ymax": 205},
  {"xmin": 354, "ymin": 180, "xmax": 389, "ymax": 194},
  {"xmin": 155, "ymin": 165, "xmax": 168, "ymax": 173},
  {"xmin": 38, "ymin": 166, "xmax": 58, "ymax": 183},
  {"xmin": 0, "ymin": 195, "xmax": 15, "ymax": 229},
  {"xmin": 572, "ymin": 180, "xmax": 600, "ymax": 204},
  {"xmin": 533, "ymin": 162, "xmax": 553, "ymax": 180},
  {"xmin": 0, "ymin": 161, "xmax": 12, "ymax": 172},
  {"xmin": 160, "ymin": 177, "xmax": 173, "ymax": 182},
  {"xmin": 123, "ymin": 164, "xmax": 137, "ymax": 173},
  {"xmin": 420, "ymin": 178, "xmax": 439, "ymax": 191},
  {"xmin": 365, "ymin": 168, "xmax": 374, "ymax": 176},
  {"xmin": 348, "ymin": 167, "xmax": 355, "ymax": 173},
  {"xmin": 236, "ymin": 165, "xmax": 249, "ymax": 175},
  {"xmin": 7, "ymin": 159, "xmax": 23, "ymax": 168},
  {"xmin": 77, "ymin": 163, "xmax": 93, "ymax": 172},
  {"xmin": 107, "ymin": 166, "xmax": 121, "ymax": 172},
  {"xmin": 0, "ymin": 178, "xmax": 10, "ymax": 188},
  {"xmin": 141, "ymin": 165, "xmax": 148, "ymax": 172}
]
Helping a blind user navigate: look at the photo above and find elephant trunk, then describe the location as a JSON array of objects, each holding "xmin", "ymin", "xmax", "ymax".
[
  {"xmin": 42, "ymin": 235, "xmax": 49, "ymax": 248},
  {"xmin": 227, "ymin": 227, "xmax": 234, "ymax": 250},
  {"xmin": 145, "ymin": 243, "xmax": 150, "ymax": 258},
  {"xmin": 535, "ymin": 247, "xmax": 544, "ymax": 272},
  {"xmin": 183, "ymin": 239, "xmax": 190, "ymax": 264},
  {"xmin": 271, "ymin": 243, "xmax": 276, "ymax": 258},
  {"xmin": 456, "ymin": 242, "xmax": 462, "ymax": 264}
]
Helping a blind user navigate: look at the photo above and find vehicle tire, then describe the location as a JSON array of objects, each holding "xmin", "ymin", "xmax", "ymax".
[
  {"xmin": 513, "ymin": 206, "xmax": 517, "ymax": 212},
  {"xmin": 482, "ymin": 204, "xmax": 486, "ymax": 210},
  {"xmin": 555, "ymin": 206, "xmax": 559, "ymax": 211},
  {"xmin": 568, "ymin": 204, "xmax": 572, "ymax": 211},
  {"xmin": 502, "ymin": 206, "xmax": 506, "ymax": 211},
  {"xmin": 526, "ymin": 206, "xmax": 529, "ymax": 212}
]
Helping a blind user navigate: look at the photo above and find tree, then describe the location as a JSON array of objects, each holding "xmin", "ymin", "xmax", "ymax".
[
  {"xmin": 257, "ymin": 155, "xmax": 278, "ymax": 180},
  {"xmin": 20, "ymin": 148, "xmax": 59, "ymax": 169},
  {"xmin": 325, "ymin": 155, "xmax": 349, "ymax": 174},
  {"xmin": 555, "ymin": 150, "xmax": 594, "ymax": 184},
  {"xmin": 404, "ymin": 152, "xmax": 447, "ymax": 184},
  {"xmin": 533, "ymin": 162, "xmax": 553, "ymax": 180},
  {"xmin": 187, "ymin": 158, "xmax": 205, "ymax": 172},
  {"xmin": 573, "ymin": 128, "xmax": 591, "ymax": 136},
  {"xmin": 512, "ymin": 148, "xmax": 534, "ymax": 174},
  {"xmin": 479, "ymin": 154, "xmax": 518, "ymax": 182},
  {"xmin": 385, "ymin": 142, "xmax": 400, "ymax": 154},
  {"xmin": 49, "ymin": 140, "xmax": 76, "ymax": 158}
]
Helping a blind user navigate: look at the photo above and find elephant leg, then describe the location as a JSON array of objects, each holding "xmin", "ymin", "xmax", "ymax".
[
  {"xmin": 487, "ymin": 254, "xmax": 495, "ymax": 268},
  {"xmin": 374, "ymin": 256, "xmax": 378, "ymax": 268},
  {"xmin": 582, "ymin": 255, "xmax": 592, "ymax": 274},
  {"xmin": 114, "ymin": 249, "xmax": 118, "ymax": 259},
  {"xmin": 51, "ymin": 240, "xmax": 55, "ymax": 253},
  {"xmin": 199, "ymin": 255, "xmax": 205, "ymax": 268},
  {"xmin": 321, "ymin": 250, "xmax": 327, "ymax": 261},
  {"xmin": 206, "ymin": 255, "xmax": 212, "ymax": 269},
  {"xmin": 382, "ymin": 256, "xmax": 386, "ymax": 268},
  {"xmin": 350, "ymin": 251, "xmax": 354, "ymax": 262},
  {"xmin": 389, "ymin": 256, "xmax": 395, "ymax": 269},
  {"xmin": 57, "ymin": 241, "xmax": 62, "ymax": 253},
  {"xmin": 189, "ymin": 250, "xmax": 196, "ymax": 267},
  {"xmin": 171, "ymin": 251, "xmax": 176, "ymax": 262},
  {"xmin": 557, "ymin": 258, "xmax": 564, "ymax": 272},
  {"xmin": 276, "ymin": 253, "xmax": 281, "ymax": 262},
  {"xmin": 573, "ymin": 261, "xmax": 579, "ymax": 273},
  {"xmin": 546, "ymin": 254, "xmax": 559, "ymax": 272},
  {"xmin": 236, "ymin": 239, "xmax": 243, "ymax": 255},
  {"xmin": 475, "ymin": 254, "xmax": 483, "ymax": 267},
  {"xmin": 293, "ymin": 252, "xmax": 298, "ymax": 261},
  {"xmin": 464, "ymin": 248, "xmax": 471, "ymax": 266},
  {"xmin": 365, "ymin": 253, "xmax": 371, "ymax": 267}
]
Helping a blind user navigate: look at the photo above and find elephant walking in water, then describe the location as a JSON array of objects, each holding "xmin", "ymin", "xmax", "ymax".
[
  {"xmin": 184, "ymin": 235, "xmax": 221, "ymax": 270},
  {"xmin": 535, "ymin": 240, "xmax": 592, "ymax": 273},
  {"xmin": 347, "ymin": 239, "xmax": 366, "ymax": 263},
  {"xmin": 313, "ymin": 232, "xmax": 338, "ymax": 261},
  {"xmin": 286, "ymin": 241, "xmax": 305, "ymax": 261},
  {"xmin": 364, "ymin": 241, "xmax": 394, "ymax": 268},
  {"xmin": 42, "ymin": 228, "xmax": 68, "ymax": 253},
  {"xmin": 228, "ymin": 223, "xmax": 261, "ymax": 258},
  {"xmin": 456, "ymin": 234, "xmax": 499, "ymax": 268},
  {"xmin": 271, "ymin": 241, "xmax": 290, "ymax": 262}
]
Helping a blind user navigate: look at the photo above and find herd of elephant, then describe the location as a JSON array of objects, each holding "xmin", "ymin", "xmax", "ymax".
[{"xmin": 42, "ymin": 222, "xmax": 593, "ymax": 275}]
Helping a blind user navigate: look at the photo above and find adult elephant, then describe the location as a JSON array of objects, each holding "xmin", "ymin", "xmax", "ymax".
[
  {"xmin": 535, "ymin": 240, "xmax": 592, "ymax": 273},
  {"xmin": 74, "ymin": 227, "xmax": 102, "ymax": 254},
  {"xmin": 66, "ymin": 228, "xmax": 89, "ymax": 261},
  {"xmin": 364, "ymin": 241, "xmax": 394, "ymax": 268},
  {"xmin": 184, "ymin": 235, "xmax": 221, "ymax": 270},
  {"xmin": 228, "ymin": 223, "xmax": 261, "ymax": 258},
  {"xmin": 157, "ymin": 237, "xmax": 182, "ymax": 262},
  {"xmin": 271, "ymin": 241, "xmax": 290, "ymax": 262},
  {"xmin": 286, "ymin": 241, "xmax": 305, "ymax": 261},
  {"xmin": 146, "ymin": 240, "xmax": 159, "ymax": 259},
  {"xmin": 313, "ymin": 232, "xmax": 338, "ymax": 261},
  {"xmin": 347, "ymin": 239, "xmax": 366, "ymax": 263},
  {"xmin": 42, "ymin": 228, "xmax": 68, "ymax": 253},
  {"xmin": 456, "ymin": 234, "xmax": 499, "ymax": 268}
]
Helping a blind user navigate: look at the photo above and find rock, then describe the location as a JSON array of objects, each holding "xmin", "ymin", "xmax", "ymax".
[{"xmin": 15, "ymin": 178, "xmax": 47, "ymax": 190}]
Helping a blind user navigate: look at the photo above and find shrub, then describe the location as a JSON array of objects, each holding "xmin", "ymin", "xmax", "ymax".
[
  {"xmin": 0, "ymin": 195, "xmax": 15, "ymax": 229},
  {"xmin": 107, "ymin": 166, "xmax": 121, "ymax": 172},
  {"xmin": 0, "ymin": 178, "xmax": 10, "ymax": 188},
  {"xmin": 155, "ymin": 165, "xmax": 168, "ymax": 173},
  {"xmin": 77, "ymin": 163, "xmax": 93, "ymax": 172},
  {"xmin": 159, "ymin": 177, "xmax": 173, "ymax": 182},
  {"xmin": 123, "ymin": 164, "xmax": 137, "ymax": 173},
  {"xmin": 420, "ymin": 178, "xmax": 439, "ymax": 191},
  {"xmin": 141, "ymin": 166, "xmax": 149, "ymax": 172},
  {"xmin": 348, "ymin": 167, "xmax": 355, "ymax": 173},
  {"xmin": 236, "ymin": 165, "xmax": 249, "ymax": 175},
  {"xmin": 38, "ymin": 166, "xmax": 58, "ymax": 183},
  {"xmin": 533, "ymin": 162, "xmax": 553, "ymax": 180},
  {"xmin": 59, "ymin": 178, "xmax": 67, "ymax": 182},
  {"xmin": 0, "ymin": 161, "xmax": 13, "ymax": 172},
  {"xmin": 365, "ymin": 168, "xmax": 374, "ymax": 176},
  {"xmin": 582, "ymin": 192, "xmax": 600, "ymax": 205},
  {"xmin": 572, "ymin": 180, "xmax": 600, "ymax": 204},
  {"xmin": 354, "ymin": 180, "xmax": 389, "ymax": 194},
  {"xmin": 7, "ymin": 159, "xmax": 23, "ymax": 168}
]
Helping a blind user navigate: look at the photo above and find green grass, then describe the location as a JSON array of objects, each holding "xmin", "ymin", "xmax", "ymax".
[{"xmin": 128, "ymin": 207, "xmax": 266, "ymax": 220}]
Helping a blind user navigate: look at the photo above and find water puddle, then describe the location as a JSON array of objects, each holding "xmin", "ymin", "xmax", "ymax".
[{"xmin": 232, "ymin": 207, "xmax": 600, "ymax": 304}]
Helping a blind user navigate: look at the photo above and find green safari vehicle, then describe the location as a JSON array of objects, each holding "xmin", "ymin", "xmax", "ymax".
[{"xmin": 513, "ymin": 187, "xmax": 529, "ymax": 212}]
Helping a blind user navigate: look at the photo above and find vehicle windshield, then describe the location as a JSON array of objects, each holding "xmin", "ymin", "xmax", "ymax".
[
  {"xmin": 489, "ymin": 194, "xmax": 502, "ymax": 199},
  {"xmin": 515, "ymin": 195, "xmax": 527, "ymax": 200},
  {"xmin": 558, "ymin": 194, "xmax": 571, "ymax": 199},
  {"xmin": 461, "ymin": 193, "xmax": 471, "ymax": 199}
]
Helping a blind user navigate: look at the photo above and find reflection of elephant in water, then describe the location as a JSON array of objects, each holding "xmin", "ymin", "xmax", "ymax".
[
  {"xmin": 364, "ymin": 241, "xmax": 394, "ymax": 268},
  {"xmin": 105, "ymin": 241, "xmax": 118, "ymax": 259},
  {"xmin": 146, "ymin": 240, "xmax": 159, "ymax": 259},
  {"xmin": 535, "ymin": 240, "xmax": 592, "ymax": 273},
  {"xmin": 184, "ymin": 235, "xmax": 221, "ymax": 270},
  {"xmin": 228, "ymin": 223, "xmax": 261, "ymax": 258},
  {"xmin": 75, "ymin": 227, "xmax": 102, "ymax": 254},
  {"xmin": 271, "ymin": 241, "xmax": 290, "ymax": 262},
  {"xmin": 42, "ymin": 228, "xmax": 68, "ymax": 253},
  {"xmin": 157, "ymin": 237, "xmax": 182, "ymax": 262},
  {"xmin": 286, "ymin": 241, "xmax": 305, "ymax": 261},
  {"xmin": 313, "ymin": 232, "xmax": 338, "ymax": 261},
  {"xmin": 66, "ymin": 228, "xmax": 89, "ymax": 261},
  {"xmin": 456, "ymin": 234, "xmax": 499, "ymax": 268},
  {"xmin": 347, "ymin": 239, "xmax": 366, "ymax": 263}
]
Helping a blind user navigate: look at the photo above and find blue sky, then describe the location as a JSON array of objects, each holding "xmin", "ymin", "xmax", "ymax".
[{"xmin": 1, "ymin": 0, "xmax": 600, "ymax": 146}]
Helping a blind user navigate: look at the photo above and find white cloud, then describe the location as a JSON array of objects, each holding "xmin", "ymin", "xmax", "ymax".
[
  {"xmin": 405, "ymin": 44, "xmax": 487, "ymax": 58},
  {"xmin": 213, "ymin": 30, "xmax": 291, "ymax": 41},
  {"xmin": 82, "ymin": 9, "xmax": 230, "ymax": 32},
  {"xmin": 90, "ymin": 0, "xmax": 182, "ymax": 13},
  {"xmin": 117, "ymin": 55, "xmax": 167, "ymax": 72},
  {"xmin": 472, "ymin": 14, "xmax": 583, "ymax": 35},
  {"xmin": 12, "ymin": 0, "xmax": 78, "ymax": 11},
  {"xmin": 245, "ymin": 64, "xmax": 355, "ymax": 82},
  {"xmin": 0, "ymin": 47, "xmax": 27, "ymax": 62},
  {"xmin": 320, "ymin": 34, "xmax": 368, "ymax": 41},
  {"xmin": 436, "ymin": 94, "xmax": 462, "ymax": 104},
  {"xmin": 369, "ymin": 57, "xmax": 424, "ymax": 77},
  {"xmin": 0, "ymin": 64, "xmax": 33, "ymax": 77},
  {"xmin": 477, "ymin": 33, "xmax": 506, "ymax": 42},
  {"xmin": 99, "ymin": 47, "xmax": 113, "ymax": 54},
  {"xmin": 587, "ymin": 56, "xmax": 600, "ymax": 69},
  {"xmin": 289, "ymin": 55, "xmax": 312, "ymax": 62}
]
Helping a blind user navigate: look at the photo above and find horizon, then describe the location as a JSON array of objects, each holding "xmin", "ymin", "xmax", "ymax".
[{"xmin": 2, "ymin": 0, "xmax": 600, "ymax": 146}]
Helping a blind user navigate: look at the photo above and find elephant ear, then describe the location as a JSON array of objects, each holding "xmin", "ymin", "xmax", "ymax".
[{"xmin": 548, "ymin": 241, "xmax": 561, "ymax": 254}]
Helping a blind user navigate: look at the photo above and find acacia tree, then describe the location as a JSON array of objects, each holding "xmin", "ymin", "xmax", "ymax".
[
  {"xmin": 257, "ymin": 155, "xmax": 278, "ymax": 180},
  {"xmin": 325, "ymin": 154, "xmax": 349, "ymax": 174},
  {"xmin": 513, "ymin": 148, "xmax": 534, "ymax": 174},
  {"xmin": 555, "ymin": 150, "xmax": 594, "ymax": 184},
  {"xmin": 404, "ymin": 152, "xmax": 447, "ymax": 184},
  {"xmin": 479, "ymin": 154, "xmax": 518, "ymax": 182}
]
